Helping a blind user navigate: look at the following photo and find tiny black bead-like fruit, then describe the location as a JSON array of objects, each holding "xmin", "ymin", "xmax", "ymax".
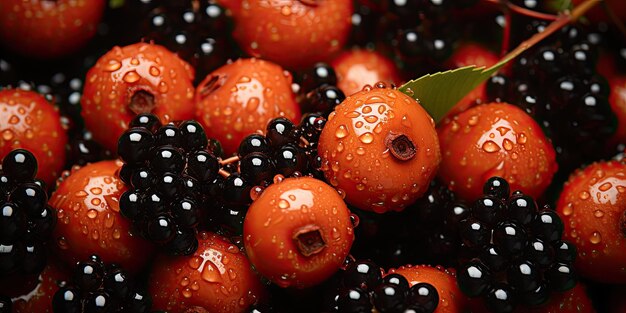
[
  {"xmin": 406, "ymin": 282, "xmax": 439, "ymax": 313},
  {"xmin": 507, "ymin": 193, "xmax": 536, "ymax": 225},
  {"xmin": 337, "ymin": 287, "xmax": 373, "ymax": 313},
  {"xmin": 150, "ymin": 146, "xmax": 185, "ymax": 174},
  {"xmin": 520, "ymin": 283, "xmax": 550, "ymax": 307},
  {"xmin": 119, "ymin": 190, "xmax": 143, "ymax": 220},
  {"xmin": 0, "ymin": 295, "xmax": 12, "ymax": 312},
  {"xmin": 240, "ymin": 152, "xmax": 275, "ymax": 184},
  {"xmin": 164, "ymin": 228, "xmax": 198, "ymax": 256},
  {"xmin": 31, "ymin": 205, "xmax": 56, "ymax": 238},
  {"xmin": 10, "ymin": 183, "xmax": 48, "ymax": 217},
  {"xmin": 492, "ymin": 222, "xmax": 527, "ymax": 256},
  {"xmin": 506, "ymin": 260, "xmax": 539, "ymax": 292},
  {"xmin": 481, "ymin": 245, "xmax": 508, "ymax": 272},
  {"xmin": 186, "ymin": 150, "xmax": 219, "ymax": 182},
  {"xmin": 342, "ymin": 260, "xmax": 382, "ymax": 291},
  {"xmin": 373, "ymin": 283, "xmax": 405, "ymax": 313},
  {"xmin": 526, "ymin": 238, "xmax": 554, "ymax": 268},
  {"xmin": 381, "ymin": 273, "xmax": 409, "ymax": 292},
  {"xmin": 172, "ymin": 198, "xmax": 199, "ymax": 229},
  {"xmin": 73, "ymin": 259, "xmax": 105, "ymax": 291},
  {"xmin": 546, "ymin": 263, "xmax": 576, "ymax": 292},
  {"xmin": 104, "ymin": 267, "xmax": 132, "ymax": 300},
  {"xmin": 179, "ymin": 120, "xmax": 209, "ymax": 151},
  {"xmin": 155, "ymin": 124, "xmax": 183, "ymax": 147},
  {"xmin": 129, "ymin": 113, "xmax": 162, "ymax": 133},
  {"xmin": 273, "ymin": 144, "xmax": 308, "ymax": 177},
  {"xmin": 21, "ymin": 240, "xmax": 47, "ymax": 275},
  {"xmin": 147, "ymin": 215, "xmax": 176, "ymax": 244},
  {"xmin": 2, "ymin": 149, "xmax": 38, "ymax": 181},
  {"xmin": 0, "ymin": 202, "xmax": 26, "ymax": 242},
  {"xmin": 222, "ymin": 173, "xmax": 252, "ymax": 206},
  {"xmin": 118, "ymin": 128, "xmax": 155, "ymax": 165},
  {"xmin": 266, "ymin": 118, "xmax": 297, "ymax": 148},
  {"xmin": 457, "ymin": 260, "xmax": 491, "ymax": 297},
  {"xmin": 531, "ymin": 210, "xmax": 564, "ymax": 243},
  {"xmin": 459, "ymin": 218, "xmax": 490, "ymax": 249},
  {"xmin": 238, "ymin": 134, "xmax": 271, "ymax": 158},
  {"xmin": 52, "ymin": 287, "xmax": 82, "ymax": 313},
  {"xmin": 303, "ymin": 84, "xmax": 346, "ymax": 115},
  {"xmin": 473, "ymin": 196, "xmax": 506, "ymax": 226},
  {"xmin": 483, "ymin": 177, "xmax": 510, "ymax": 200},
  {"xmin": 155, "ymin": 172, "xmax": 182, "ymax": 199},
  {"xmin": 554, "ymin": 240, "xmax": 576, "ymax": 263},
  {"xmin": 485, "ymin": 284, "xmax": 516, "ymax": 313},
  {"xmin": 300, "ymin": 62, "xmax": 337, "ymax": 93},
  {"xmin": 83, "ymin": 290, "xmax": 113, "ymax": 313},
  {"xmin": 130, "ymin": 168, "xmax": 155, "ymax": 189},
  {"xmin": 126, "ymin": 291, "xmax": 152, "ymax": 313}
]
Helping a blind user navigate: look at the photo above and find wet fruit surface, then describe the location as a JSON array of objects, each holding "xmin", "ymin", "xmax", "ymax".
[
  {"xmin": 318, "ymin": 84, "xmax": 441, "ymax": 213},
  {"xmin": 331, "ymin": 49, "xmax": 402, "ymax": 96},
  {"xmin": 149, "ymin": 231, "xmax": 265, "ymax": 313},
  {"xmin": 195, "ymin": 58, "xmax": 301, "ymax": 156},
  {"xmin": 0, "ymin": 89, "xmax": 67, "ymax": 186},
  {"xmin": 556, "ymin": 160, "xmax": 626, "ymax": 283},
  {"xmin": 244, "ymin": 176, "xmax": 354, "ymax": 289},
  {"xmin": 2, "ymin": 261, "xmax": 68, "ymax": 313},
  {"xmin": 81, "ymin": 42, "xmax": 196, "ymax": 151},
  {"xmin": 49, "ymin": 160, "xmax": 154, "ymax": 273},
  {"xmin": 221, "ymin": 0, "xmax": 353, "ymax": 69},
  {"xmin": 0, "ymin": 0, "xmax": 105, "ymax": 58},
  {"xmin": 438, "ymin": 102, "xmax": 557, "ymax": 201}
]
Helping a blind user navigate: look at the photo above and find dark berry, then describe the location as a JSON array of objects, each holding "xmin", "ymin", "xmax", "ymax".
[
  {"xmin": 0, "ymin": 295, "xmax": 11, "ymax": 312},
  {"xmin": 117, "ymin": 128, "xmax": 155, "ymax": 165},
  {"xmin": 104, "ymin": 266, "xmax": 132, "ymax": 300},
  {"xmin": 2, "ymin": 149, "xmax": 37, "ymax": 181},
  {"xmin": 186, "ymin": 150, "xmax": 219, "ymax": 182},
  {"xmin": 300, "ymin": 62, "xmax": 337, "ymax": 93},
  {"xmin": 179, "ymin": 120, "xmax": 208, "ymax": 151},
  {"xmin": 73, "ymin": 259, "xmax": 104, "ymax": 291},
  {"xmin": 519, "ymin": 284, "xmax": 549, "ymax": 307},
  {"xmin": 485, "ymin": 284, "xmax": 516, "ymax": 313},
  {"xmin": 457, "ymin": 260, "xmax": 491, "ymax": 297},
  {"xmin": 531, "ymin": 210, "xmax": 564, "ymax": 242},
  {"xmin": 172, "ymin": 198, "xmax": 199, "ymax": 228},
  {"xmin": 481, "ymin": 245, "xmax": 508, "ymax": 272},
  {"xmin": 492, "ymin": 222, "xmax": 527, "ymax": 256},
  {"xmin": 147, "ymin": 215, "xmax": 176, "ymax": 244},
  {"xmin": 52, "ymin": 287, "xmax": 82, "ymax": 313},
  {"xmin": 483, "ymin": 177, "xmax": 510, "ymax": 200},
  {"xmin": 150, "ymin": 146, "xmax": 185, "ymax": 174},
  {"xmin": 303, "ymin": 84, "xmax": 345, "ymax": 115},
  {"xmin": 373, "ymin": 283, "xmax": 405, "ymax": 313},
  {"xmin": 473, "ymin": 196, "xmax": 506, "ymax": 226},
  {"xmin": 266, "ymin": 118, "xmax": 297, "ymax": 147},
  {"xmin": 84, "ymin": 290, "xmax": 114, "ymax": 313},
  {"xmin": 164, "ymin": 228, "xmax": 198, "ymax": 256},
  {"xmin": 129, "ymin": 113, "xmax": 161, "ymax": 133},
  {"xmin": 222, "ymin": 173, "xmax": 252, "ymax": 206},
  {"xmin": 406, "ymin": 282, "xmax": 439, "ymax": 313},
  {"xmin": 554, "ymin": 240, "xmax": 576, "ymax": 263},
  {"xmin": 155, "ymin": 124, "xmax": 183, "ymax": 147},
  {"xmin": 155, "ymin": 172, "xmax": 181, "ymax": 199},
  {"xmin": 342, "ymin": 260, "xmax": 382, "ymax": 291},
  {"xmin": 546, "ymin": 263, "xmax": 576, "ymax": 292},
  {"xmin": 10, "ymin": 183, "xmax": 48, "ymax": 217},
  {"xmin": 507, "ymin": 193, "xmax": 536, "ymax": 225},
  {"xmin": 526, "ymin": 238, "xmax": 554, "ymax": 268},
  {"xmin": 506, "ymin": 260, "xmax": 539, "ymax": 292},
  {"xmin": 337, "ymin": 288, "xmax": 372, "ymax": 313},
  {"xmin": 238, "ymin": 134, "xmax": 271, "ymax": 157},
  {"xmin": 130, "ymin": 168, "xmax": 155, "ymax": 189},
  {"xmin": 0, "ymin": 203, "xmax": 26, "ymax": 242},
  {"xmin": 273, "ymin": 144, "xmax": 308, "ymax": 177},
  {"xmin": 119, "ymin": 190, "xmax": 143, "ymax": 220},
  {"xmin": 240, "ymin": 153, "xmax": 275, "ymax": 184},
  {"xmin": 382, "ymin": 273, "xmax": 409, "ymax": 291},
  {"xmin": 459, "ymin": 218, "xmax": 490, "ymax": 249},
  {"xmin": 486, "ymin": 74, "xmax": 510, "ymax": 102}
]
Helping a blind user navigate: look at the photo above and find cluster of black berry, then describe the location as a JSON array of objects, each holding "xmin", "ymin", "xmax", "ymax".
[
  {"xmin": 350, "ymin": 181, "xmax": 463, "ymax": 269},
  {"xmin": 0, "ymin": 149, "xmax": 55, "ymax": 277},
  {"xmin": 297, "ymin": 63, "xmax": 346, "ymax": 116},
  {"xmin": 122, "ymin": 0, "xmax": 236, "ymax": 83},
  {"xmin": 117, "ymin": 113, "xmax": 217, "ymax": 255},
  {"xmin": 323, "ymin": 260, "xmax": 439, "ymax": 313},
  {"xmin": 456, "ymin": 177, "xmax": 576, "ymax": 313},
  {"xmin": 52, "ymin": 255, "xmax": 151, "ymax": 313},
  {"xmin": 487, "ymin": 21, "xmax": 616, "ymax": 174}
]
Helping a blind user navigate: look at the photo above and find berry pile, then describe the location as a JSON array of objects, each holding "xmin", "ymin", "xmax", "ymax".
[
  {"xmin": 52, "ymin": 255, "xmax": 151, "ymax": 313},
  {"xmin": 297, "ymin": 62, "xmax": 346, "ymax": 116},
  {"xmin": 487, "ymin": 23, "xmax": 616, "ymax": 174},
  {"xmin": 117, "ymin": 113, "xmax": 213, "ymax": 255},
  {"xmin": 0, "ymin": 149, "xmax": 55, "ymax": 277},
  {"xmin": 325, "ymin": 260, "xmax": 440, "ymax": 313},
  {"xmin": 456, "ymin": 177, "xmax": 576, "ymax": 312}
]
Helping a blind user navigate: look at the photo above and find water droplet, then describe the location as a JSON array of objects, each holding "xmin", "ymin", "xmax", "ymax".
[
  {"xmin": 188, "ymin": 256, "xmax": 202, "ymax": 270},
  {"xmin": 563, "ymin": 203, "xmax": 573, "ymax": 216},
  {"xmin": 365, "ymin": 115, "xmax": 378, "ymax": 123},
  {"xmin": 589, "ymin": 231, "xmax": 602, "ymax": 244},
  {"xmin": 180, "ymin": 277, "xmax": 190, "ymax": 287},
  {"xmin": 149, "ymin": 66, "xmax": 160, "ymax": 76},
  {"xmin": 91, "ymin": 198, "xmax": 102, "ymax": 206},
  {"xmin": 599, "ymin": 182, "xmax": 613, "ymax": 191},
  {"xmin": 356, "ymin": 147, "xmax": 365, "ymax": 155},
  {"xmin": 331, "ymin": 227, "xmax": 340, "ymax": 240},
  {"xmin": 158, "ymin": 81, "xmax": 169, "ymax": 93},
  {"xmin": 362, "ymin": 106, "xmax": 372, "ymax": 114},
  {"xmin": 517, "ymin": 133, "xmax": 527, "ymax": 144},
  {"xmin": 123, "ymin": 71, "xmax": 140, "ymax": 83},
  {"xmin": 2, "ymin": 129, "xmax": 14, "ymax": 141},
  {"xmin": 502, "ymin": 139, "xmax": 514, "ymax": 151},
  {"xmin": 228, "ymin": 268, "xmax": 237, "ymax": 280},
  {"xmin": 201, "ymin": 261, "xmax": 223, "ymax": 283},
  {"xmin": 90, "ymin": 187, "xmax": 102, "ymax": 195},
  {"xmin": 355, "ymin": 121, "xmax": 364, "ymax": 128},
  {"xmin": 87, "ymin": 209, "xmax": 98, "ymax": 219},
  {"xmin": 401, "ymin": 115, "xmax": 411, "ymax": 127},
  {"xmin": 182, "ymin": 288, "xmax": 192, "ymax": 298},
  {"xmin": 75, "ymin": 190, "xmax": 88, "ymax": 197},
  {"xmin": 130, "ymin": 58, "xmax": 139, "ymax": 66},
  {"xmin": 481, "ymin": 141, "xmax": 500, "ymax": 153},
  {"xmin": 468, "ymin": 115, "xmax": 479, "ymax": 126},
  {"xmin": 112, "ymin": 229, "xmax": 121, "ymax": 239},
  {"xmin": 335, "ymin": 125, "xmax": 348, "ymax": 139},
  {"xmin": 594, "ymin": 210, "xmax": 604, "ymax": 218},
  {"xmin": 278, "ymin": 199, "xmax": 290, "ymax": 209},
  {"xmin": 91, "ymin": 230, "xmax": 99, "ymax": 240},
  {"xmin": 104, "ymin": 60, "xmax": 122, "ymax": 72},
  {"xmin": 579, "ymin": 191, "xmax": 590, "ymax": 200},
  {"xmin": 358, "ymin": 132, "xmax": 374, "ymax": 144}
]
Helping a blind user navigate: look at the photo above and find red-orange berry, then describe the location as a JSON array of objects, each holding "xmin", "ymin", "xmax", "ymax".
[
  {"xmin": 195, "ymin": 58, "xmax": 301, "ymax": 156},
  {"xmin": 81, "ymin": 42, "xmax": 196, "ymax": 151},
  {"xmin": 0, "ymin": 89, "xmax": 67, "ymax": 186},
  {"xmin": 317, "ymin": 84, "xmax": 441, "ymax": 213},
  {"xmin": 331, "ymin": 49, "xmax": 401, "ymax": 96},
  {"xmin": 49, "ymin": 160, "xmax": 155, "ymax": 273},
  {"xmin": 243, "ymin": 177, "xmax": 354, "ymax": 289},
  {"xmin": 608, "ymin": 75, "xmax": 626, "ymax": 145},
  {"xmin": 438, "ymin": 102, "xmax": 557, "ymax": 201},
  {"xmin": 0, "ymin": 0, "xmax": 105, "ymax": 58},
  {"xmin": 387, "ymin": 265, "xmax": 466, "ymax": 313},
  {"xmin": 444, "ymin": 43, "xmax": 499, "ymax": 118},
  {"xmin": 4, "ymin": 261, "xmax": 68, "ymax": 313},
  {"xmin": 556, "ymin": 160, "xmax": 626, "ymax": 284},
  {"xmin": 149, "ymin": 231, "xmax": 266, "ymax": 312},
  {"xmin": 220, "ymin": 0, "xmax": 353, "ymax": 69}
]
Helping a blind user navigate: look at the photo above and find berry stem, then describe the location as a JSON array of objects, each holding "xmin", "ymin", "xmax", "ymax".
[
  {"xmin": 218, "ymin": 168, "xmax": 231, "ymax": 178},
  {"xmin": 482, "ymin": 0, "xmax": 559, "ymax": 21},
  {"xmin": 219, "ymin": 156, "xmax": 240, "ymax": 165}
]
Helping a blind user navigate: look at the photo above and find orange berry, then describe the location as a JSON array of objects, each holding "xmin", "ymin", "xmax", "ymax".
[
  {"xmin": 244, "ymin": 177, "xmax": 354, "ymax": 289},
  {"xmin": 438, "ymin": 102, "xmax": 557, "ymax": 201},
  {"xmin": 317, "ymin": 84, "xmax": 441, "ymax": 213},
  {"xmin": 331, "ymin": 49, "xmax": 401, "ymax": 96}
]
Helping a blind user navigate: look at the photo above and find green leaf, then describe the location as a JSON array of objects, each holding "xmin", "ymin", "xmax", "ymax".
[
  {"xmin": 547, "ymin": 0, "xmax": 574, "ymax": 12},
  {"xmin": 399, "ymin": 44, "xmax": 523, "ymax": 123},
  {"xmin": 109, "ymin": 0, "xmax": 124, "ymax": 9}
]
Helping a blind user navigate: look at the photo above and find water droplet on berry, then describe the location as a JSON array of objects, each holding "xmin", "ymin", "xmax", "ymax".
[
  {"xmin": 104, "ymin": 60, "xmax": 122, "ymax": 72},
  {"xmin": 123, "ymin": 71, "xmax": 140, "ymax": 83},
  {"xmin": 2, "ymin": 129, "xmax": 14, "ymax": 141},
  {"xmin": 182, "ymin": 288, "xmax": 192, "ymax": 298},
  {"xmin": 228, "ymin": 268, "xmax": 237, "ymax": 280},
  {"xmin": 359, "ymin": 132, "xmax": 374, "ymax": 144},
  {"xmin": 563, "ymin": 203, "xmax": 573, "ymax": 216},
  {"xmin": 189, "ymin": 257, "xmax": 202, "ymax": 270},
  {"xmin": 158, "ymin": 81, "xmax": 169, "ymax": 93},
  {"xmin": 149, "ymin": 66, "xmax": 160, "ymax": 77},
  {"xmin": 579, "ymin": 191, "xmax": 590, "ymax": 200},
  {"xmin": 589, "ymin": 231, "xmax": 602, "ymax": 244},
  {"xmin": 112, "ymin": 229, "xmax": 121, "ymax": 239},
  {"xmin": 502, "ymin": 138, "xmax": 514, "ymax": 151},
  {"xmin": 594, "ymin": 210, "xmax": 604, "ymax": 218},
  {"xmin": 517, "ymin": 133, "xmax": 527, "ymax": 144},
  {"xmin": 91, "ymin": 198, "xmax": 101, "ymax": 206},
  {"xmin": 201, "ymin": 261, "xmax": 223, "ymax": 283},
  {"xmin": 401, "ymin": 115, "xmax": 411, "ymax": 127},
  {"xmin": 482, "ymin": 140, "xmax": 500, "ymax": 153},
  {"xmin": 87, "ymin": 209, "xmax": 98, "ymax": 219},
  {"xmin": 335, "ymin": 125, "xmax": 348, "ymax": 138},
  {"xmin": 180, "ymin": 277, "xmax": 190, "ymax": 287}
]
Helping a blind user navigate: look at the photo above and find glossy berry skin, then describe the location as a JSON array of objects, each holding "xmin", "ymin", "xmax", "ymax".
[
  {"xmin": 220, "ymin": 0, "xmax": 353, "ymax": 69},
  {"xmin": 438, "ymin": 103, "xmax": 557, "ymax": 201},
  {"xmin": 49, "ymin": 160, "xmax": 154, "ymax": 273},
  {"xmin": 444, "ymin": 43, "xmax": 499, "ymax": 118},
  {"xmin": 318, "ymin": 85, "xmax": 441, "ymax": 213},
  {"xmin": 1, "ymin": 261, "xmax": 69, "ymax": 313},
  {"xmin": 331, "ymin": 49, "xmax": 401, "ymax": 96},
  {"xmin": 82, "ymin": 42, "xmax": 196, "ymax": 151},
  {"xmin": 515, "ymin": 283, "xmax": 595, "ymax": 313},
  {"xmin": 244, "ymin": 177, "xmax": 354, "ymax": 289},
  {"xmin": 195, "ymin": 58, "xmax": 301, "ymax": 155},
  {"xmin": 387, "ymin": 265, "xmax": 466, "ymax": 313},
  {"xmin": 556, "ymin": 160, "xmax": 626, "ymax": 283},
  {"xmin": 149, "ymin": 232, "xmax": 265, "ymax": 313},
  {"xmin": 608, "ymin": 75, "xmax": 626, "ymax": 145},
  {"xmin": 0, "ymin": 89, "xmax": 68, "ymax": 186},
  {"xmin": 0, "ymin": 0, "xmax": 105, "ymax": 58}
]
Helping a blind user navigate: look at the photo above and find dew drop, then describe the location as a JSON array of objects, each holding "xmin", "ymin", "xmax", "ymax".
[
  {"xmin": 502, "ymin": 138, "xmax": 514, "ymax": 151},
  {"xmin": 91, "ymin": 198, "xmax": 102, "ymax": 206},
  {"xmin": 589, "ymin": 231, "xmax": 602, "ymax": 244},
  {"xmin": 594, "ymin": 210, "xmax": 604, "ymax": 218},
  {"xmin": 182, "ymin": 288, "xmax": 192, "ymax": 298},
  {"xmin": 599, "ymin": 182, "xmax": 612, "ymax": 191},
  {"xmin": 481, "ymin": 141, "xmax": 501, "ymax": 153},
  {"xmin": 149, "ymin": 66, "xmax": 160, "ymax": 77},
  {"xmin": 87, "ymin": 209, "xmax": 98, "ymax": 219},
  {"xmin": 517, "ymin": 133, "xmax": 527, "ymax": 144},
  {"xmin": 401, "ymin": 115, "xmax": 411, "ymax": 127},
  {"xmin": 123, "ymin": 71, "xmax": 140, "ymax": 83},
  {"xmin": 579, "ymin": 191, "xmax": 590, "ymax": 200},
  {"xmin": 201, "ymin": 261, "xmax": 223, "ymax": 283},
  {"xmin": 335, "ymin": 125, "xmax": 348, "ymax": 139},
  {"xmin": 104, "ymin": 60, "xmax": 122, "ymax": 72},
  {"xmin": 358, "ymin": 132, "xmax": 374, "ymax": 144},
  {"xmin": 188, "ymin": 256, "xmax": 202, "ymax": 270}
]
